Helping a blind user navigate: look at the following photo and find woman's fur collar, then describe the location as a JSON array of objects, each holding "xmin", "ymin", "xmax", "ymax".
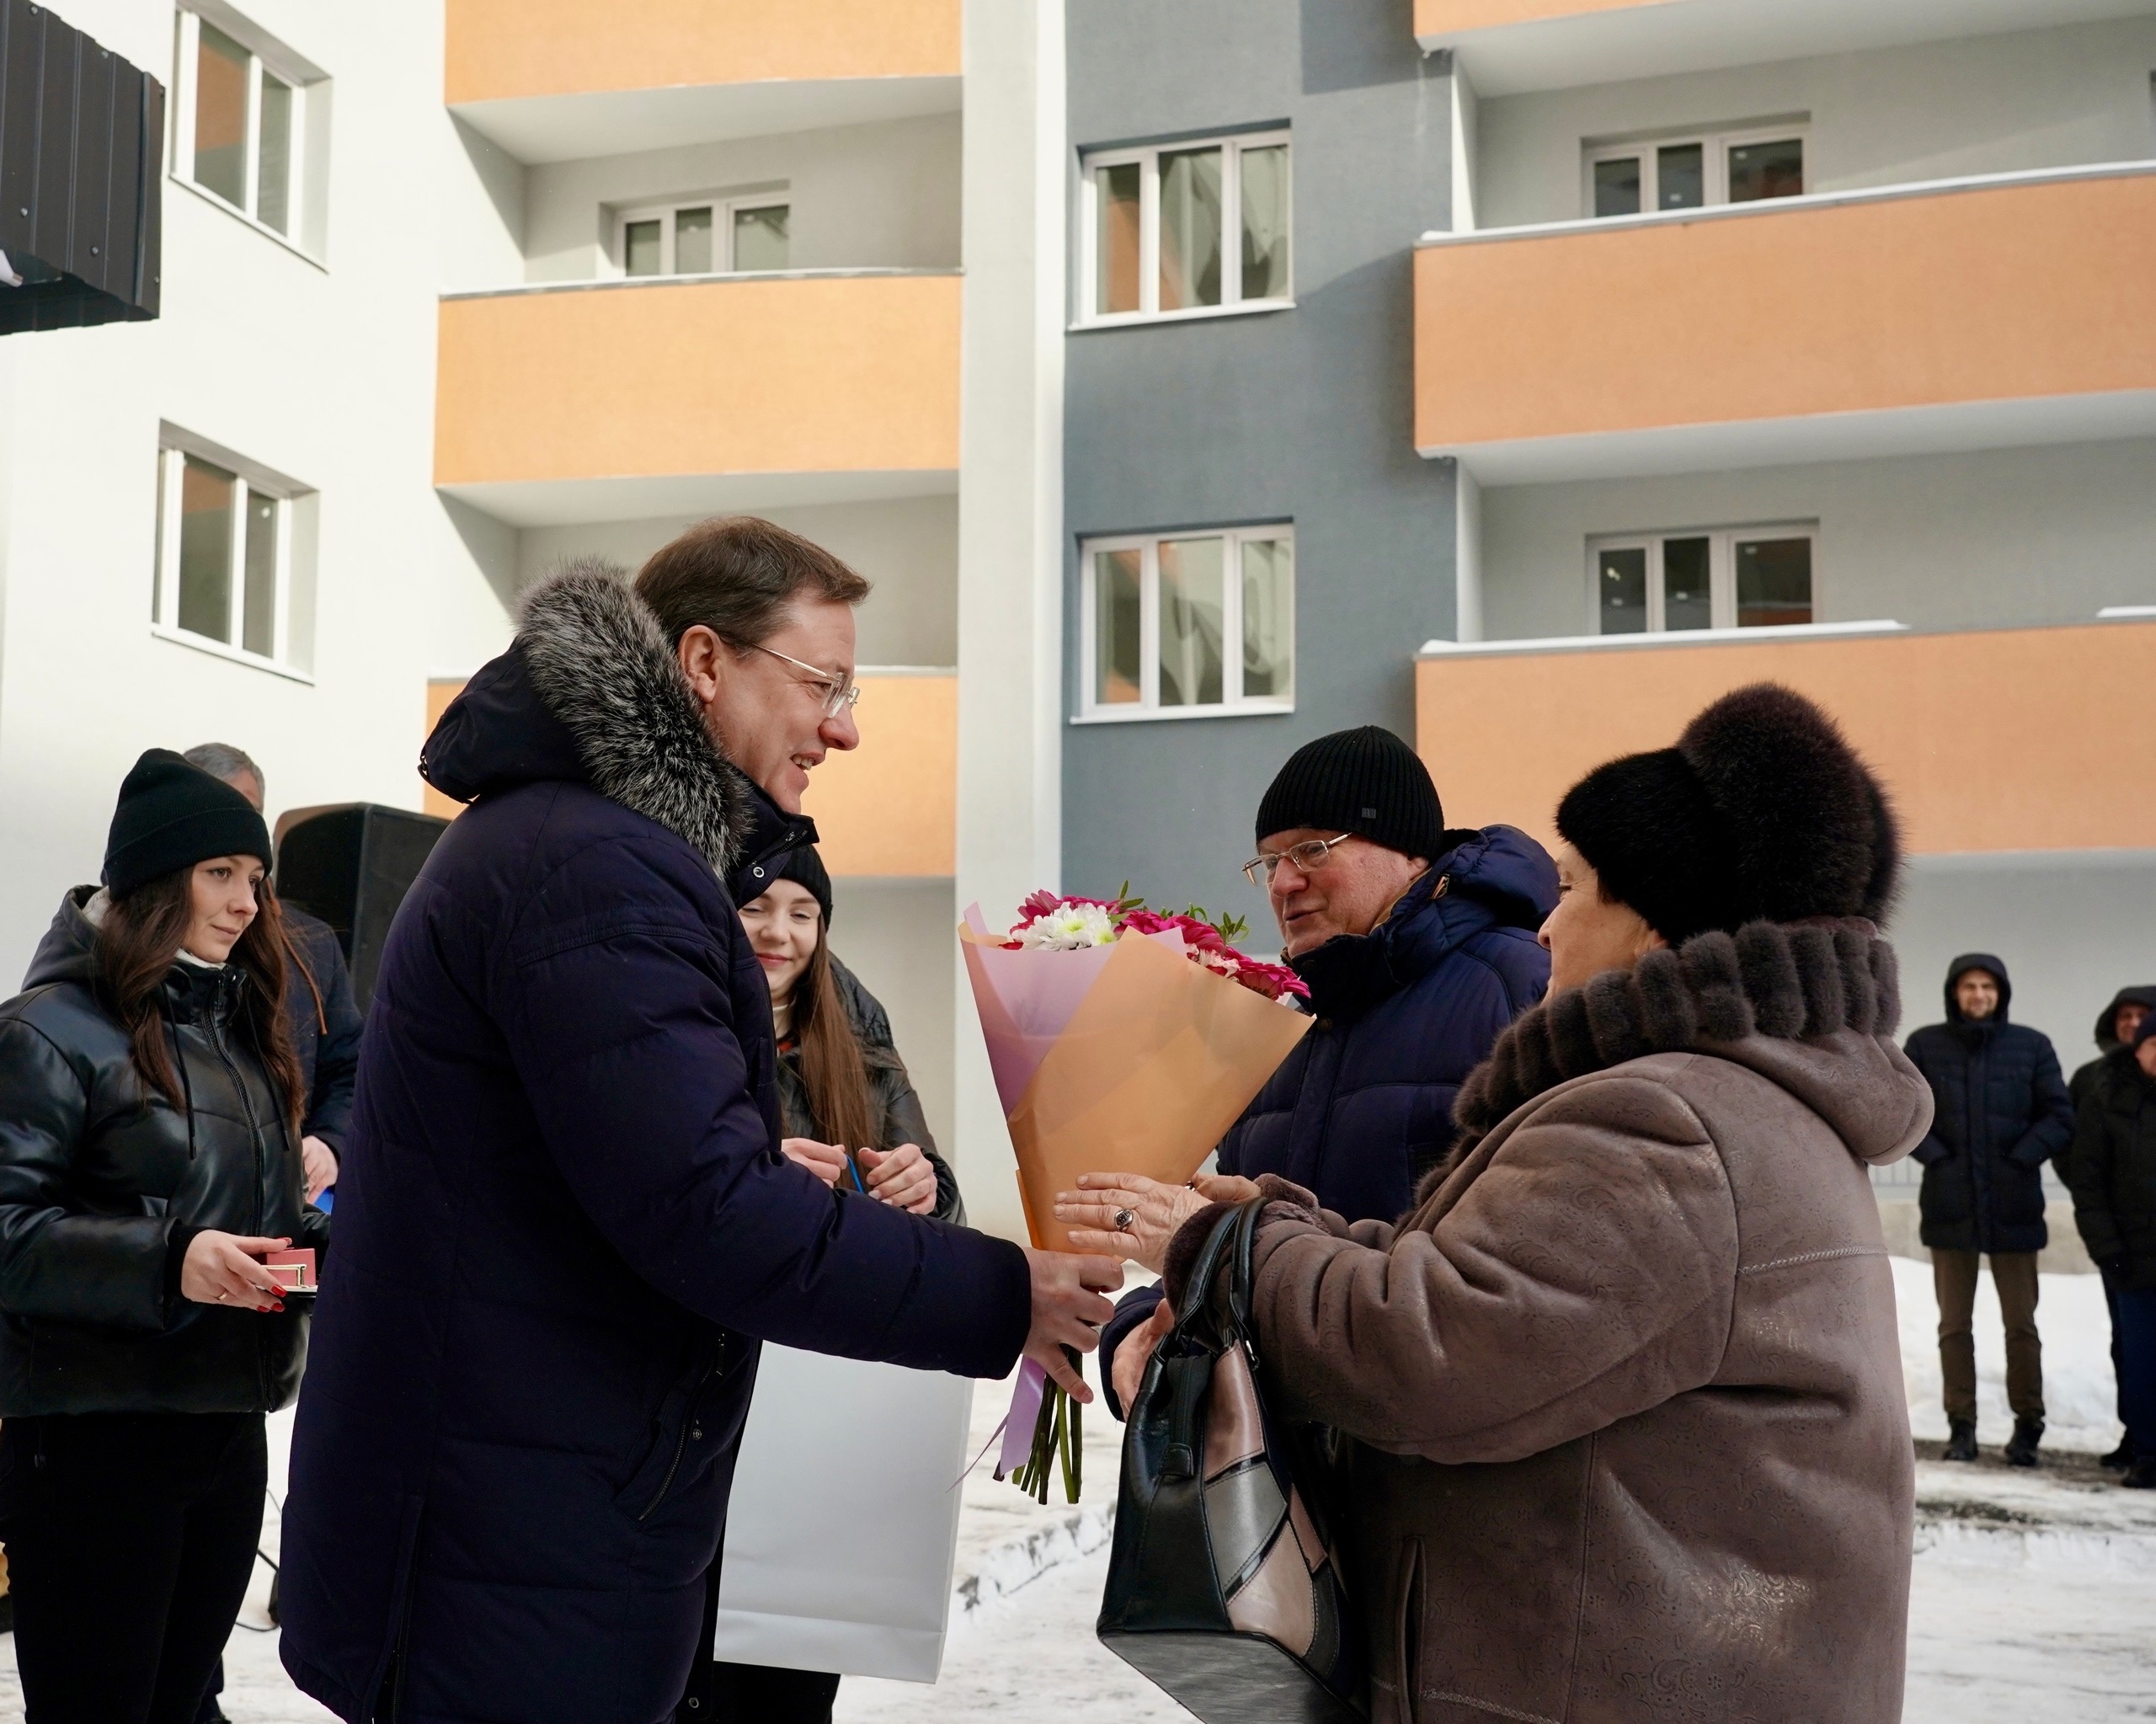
[
  {"xmin": 1449, "ymin": 919, "xmax": 1903, "ymax": 1166},
  {"xmin": 516, "ymin": 560, "xmax": 754, "ymax": 873}
]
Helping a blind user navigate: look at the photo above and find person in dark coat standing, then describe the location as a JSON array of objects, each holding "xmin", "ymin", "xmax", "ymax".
[
  {"xmin": 184, "ymin": 743, "xmax": 363, "ymax": 1210},
  {"xmin": 1906, "ymin": 954, "xmax": 2075, "ymax": 1465},
  {"xmin": 1054, "ymin": 726, "xmax": 1556, "ymax": 1412},
  {"xmin": 276, "ymin": 522, "xmax": 1118, "ymax": 1724},
  {"xmin": 0, "ymin": 752, "xmax": 328, "ymax": 1723},
  {"xmin": 2067, "ymin": 1012, "xmax": 2156, "ymax": 1486},
  {"xmin": 2067, "ymin": 983, "xmax": 2156, "ymax": 1469}
]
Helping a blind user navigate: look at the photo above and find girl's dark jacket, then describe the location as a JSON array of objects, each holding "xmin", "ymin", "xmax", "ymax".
[
  {"xmin": 1904, "ymin": 953, "xmax": 2074, "ymax": 1255},
  {"xmin": 277, "ymin": 564, "xmax": 1027, "ymax": 1724},
  {"xmin": 0, "ymin": 888, "xmax": 328, "ymax": 1415},
  {"xmin": 780, "ymin": 962, "xmax": 963, "ymax": 1223},
  {"xmin": 2067, "ymin": 1045, "xmax": 2156, "ymax": 1290}
]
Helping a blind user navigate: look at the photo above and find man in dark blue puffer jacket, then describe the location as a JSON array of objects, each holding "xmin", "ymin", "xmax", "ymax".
[
  {"xmin": 1907, "ymin": 953, "xmax": 2074, "ymax": 1468},
  {"xmin": 1068, "ymin": 727, "xmax": 1556, "ymax": 1412},
  {"xmin": 279, "ymin": 526, "xmax": 1116, "ymax": 1724}
]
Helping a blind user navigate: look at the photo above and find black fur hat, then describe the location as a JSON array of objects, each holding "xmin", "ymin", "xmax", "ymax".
[{"xmin": 1556, "ymin": 683, "xmax": 1899, "ymax": 944}]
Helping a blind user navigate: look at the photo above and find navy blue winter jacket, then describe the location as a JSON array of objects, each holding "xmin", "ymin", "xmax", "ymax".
[
  {"xmin": 278, "ymin": 568, "xmax": 1030, "ymax": 1724},
  {"xmin": 1101, "ymin": 826, "xmax": 1555, "ymax": 1408},
  {"xmin": 1906, "ymin": 953, "xmax": 2075, "ymax": 1256}
]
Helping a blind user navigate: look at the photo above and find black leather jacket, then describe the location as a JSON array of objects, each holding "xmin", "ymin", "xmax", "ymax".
[{"xmin": 0, "ymin": 888, "xmax": 329, "ymax": 1415}]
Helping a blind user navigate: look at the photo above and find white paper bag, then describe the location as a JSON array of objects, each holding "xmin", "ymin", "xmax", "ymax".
[{"xmin": 711, "ymin": 1344, "xmax": 975, "ymax": 1682}]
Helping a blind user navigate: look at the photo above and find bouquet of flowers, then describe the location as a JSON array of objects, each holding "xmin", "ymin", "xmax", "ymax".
[{"xmin": 961, "ymin": 890, "xmax": 1314, "ymax": 1501}]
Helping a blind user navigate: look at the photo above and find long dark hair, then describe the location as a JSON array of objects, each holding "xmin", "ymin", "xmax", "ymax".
[
  {"xmin": 791, "ymin": 926, "xmax": 877, "ymax": 1156},
  {"xmin": 95, "ymin": 863, "xmax": 305, "ymax": 1136}
]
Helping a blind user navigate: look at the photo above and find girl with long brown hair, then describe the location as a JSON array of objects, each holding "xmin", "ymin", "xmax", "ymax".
[{"xmin": 0, "ymin": 750, "xmax": 331, "ymax": 1724}]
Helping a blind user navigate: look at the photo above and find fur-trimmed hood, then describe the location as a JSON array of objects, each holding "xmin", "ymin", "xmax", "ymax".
[
  {"xmin": 422, "ymin": 560, "xmax": 756, "ymax": 873},
  {"xmin": 1449, "ymin": 917, "xmax": 1929, "ymax": 1177}
]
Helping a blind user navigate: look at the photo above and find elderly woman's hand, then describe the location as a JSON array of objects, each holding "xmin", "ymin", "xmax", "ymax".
[
  {"xmin": 1054, "ymin": 1172, "xmax": 1215, "ymax": 1272},
  {"xmin": 1114, "ymin": 1296, "xmax": 1177, "ymax": 1412}
]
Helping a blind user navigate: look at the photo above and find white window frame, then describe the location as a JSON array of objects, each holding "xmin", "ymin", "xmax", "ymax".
[
  {"xmin": 1078, "ymin": 130, "xmax": 1292, "ymax": 327},
  {"xmin": 616, "ymin": 194, "xmax": 791, "ymax": 279},
  {"xmin": 1582, "ymin": 123, "xmax": 1809, "ymax": 219},
  {"xmin": 1076, "ymin": 525, "xmax": 1294, "ymax": 723},
  {"xmin": 170, "ymin": 6, "xmax": 320, "ymax": 249},
  {"xmin": 152, "ymin": 430, "xmax": 312, "ymax": 681},
  {"xmin": 1587, "ymin": 523, "xmax": 1818, "ymax": 635}
]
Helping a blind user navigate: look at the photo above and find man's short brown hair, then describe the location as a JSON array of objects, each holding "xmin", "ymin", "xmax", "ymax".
[{"xmin": 633, "ymin": 516, "xmax": 869, "ymax": 650}]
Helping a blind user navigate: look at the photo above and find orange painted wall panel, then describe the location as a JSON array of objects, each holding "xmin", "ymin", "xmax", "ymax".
[
  {"xmin": 446, "ymin": 0, "xmax": 960, "ymax": 105},
  {"xmin": 422, "ymin": 680, "xmax": 464, "ymax": 820},
  {"xmin": 435, "ymin": 275, "xmax": 961, "ymax": 486},
  {"xmin": 1417, "ymin": 0, "xmax": 1662, "ymax": 35},
  {"xmin": 1417, "ymin": 623, "xmax": 2156, "ymax": 857},
  {"xmin": 798, "ymin": 675, "xmax": 956, "ymax": 877},
  {"xmin": 1417, "ymin": 174, "xmax": 2156, "ymax": 448}
]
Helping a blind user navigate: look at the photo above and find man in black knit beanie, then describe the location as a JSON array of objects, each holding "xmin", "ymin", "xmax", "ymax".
[{"xmin": 1062, "ymin": 724, "xmax": 1559, "ymax": 1413}]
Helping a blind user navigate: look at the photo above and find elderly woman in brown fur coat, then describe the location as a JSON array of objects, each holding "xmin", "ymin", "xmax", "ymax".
[{"xmin": 1148, "ymin": 683, "xmax": 1934, "ymax": 1724}]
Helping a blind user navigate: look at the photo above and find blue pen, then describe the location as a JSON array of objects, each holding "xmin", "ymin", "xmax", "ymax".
[{"xmin": 845, "ymin": 1152, "xmax": 869, "ymax": 1195}]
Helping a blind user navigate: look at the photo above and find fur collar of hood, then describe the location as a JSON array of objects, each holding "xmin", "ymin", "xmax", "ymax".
[
  {"xmin": 1449, "ymin": 917, "xmax": 1923, "ymax": 1174},
  {"xmin": 423, "ymin": 561, "xmax": 755, "ymax": 874}
]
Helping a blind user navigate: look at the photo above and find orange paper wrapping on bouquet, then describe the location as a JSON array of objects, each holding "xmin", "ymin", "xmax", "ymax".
[{"xmin": 960, "ymin": 921, "xmax": 1313, "ymax": 1252}]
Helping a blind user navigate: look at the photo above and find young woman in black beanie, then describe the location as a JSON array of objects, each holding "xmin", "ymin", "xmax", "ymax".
[
  {"xmin": 1147, "ymin": 683, "xmax": 1936, "ymax": 1724},
  {"xmin": 0, "ymin": 749, "xmax": 330, "ymax": 1723}
]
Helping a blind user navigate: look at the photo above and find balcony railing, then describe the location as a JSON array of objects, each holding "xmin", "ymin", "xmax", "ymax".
[
  {"xmin": 1416, "ymin": 617, "xmax": 2156, "ymax": 857},
  {"xmin": 435, "ymin": 271, "xmax": 961, "ymax": 521},
  {"xmin": 1416, "ymin": 163, "xmax": 2156, "ymax": 483}
]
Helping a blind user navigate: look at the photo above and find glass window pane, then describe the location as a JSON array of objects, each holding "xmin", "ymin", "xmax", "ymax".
[
  {"xmin": 256, "ymin": 72, "xmax": 292, "ymax": 232},
  {"xmin": 1736, "ymin": 537, "xmax": 1813, "ymax": 627},
  {"xmin": 1661, "ymin": 536, "xmax": 1712, "ymax": 632},
  {"xmin": 1729, "ymin": 137, "xmax": 1803, "ymax": 204},
  {"xmin": 624, "ymin": 219, "xmax": 662, "ymax": 277},
  {"xmin": 1158, "ymin": 536, "xmax": 1225, "ymax": 707},
  {"xmin": 733, "ymin": 204, "xmax": 789, "ymax": 272},
  {"xmin": 1240, "ymin": 537, "xmax": 1292, "ymax": 701},
  {"xmin": 1093, "ymin": 549, "xmax": 1142, "ymax": 706},
  {"xmin": 1097, "ymin": 163, "xmax": 1141, "ymax": 314},
  {"xmin": 674, "ymin": 206, "xmax": 713, "ymax": 274},
  {"xmin": 1239, "ymin": 145, "xmax": 1289, "ymax": 302},
  {"xmin": 1598, "ymin": 545, "xmax": 1647, "ymax": 635},
  {"xmin": 1159, "ymin": 147, "xmax": 1223, "ymax": 311},
  {"xmin": 1593, "ymin": 157, "xmax": 1641, "ymax": 218},
  {"xmin": 193, "ymin": 22, "xmax": 250, "ymax": 207},
  {"xmin": 179, "ymin": 456, "xmax": 237, "ymax": 643},
  {"xmin": 1657, "ymin": 142, "xmax": 1704, "ymax": 211},
  {"xmin": 243, "ymin": 488, "xmax": 278, "ymax": 657}
]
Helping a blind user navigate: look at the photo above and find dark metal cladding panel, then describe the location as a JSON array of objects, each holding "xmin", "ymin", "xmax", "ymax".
[
  {"xmin": 71, "ymin": 30, "xmax": 110, "ymax": 292},
  {"xmin": 133, "ymin": 68, "xmax": 160, "ymax": 314},
  {"xmin": 0, "ymin": 0, "xmax": 45, "ymax": 256},
  {"xmin": 30, "ymin": 11, "xmax": 74, "ymax": 272}
]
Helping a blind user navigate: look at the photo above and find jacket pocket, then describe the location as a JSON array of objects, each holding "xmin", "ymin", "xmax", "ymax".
[{"xmin": 611, "ymin": 1334, "xmax": 734, "ymax": 1523}]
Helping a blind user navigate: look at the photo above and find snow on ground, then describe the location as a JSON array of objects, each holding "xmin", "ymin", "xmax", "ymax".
[{"xmin": 4, "ymin": 1259, "xmax": 2148, "ymax": 1721}]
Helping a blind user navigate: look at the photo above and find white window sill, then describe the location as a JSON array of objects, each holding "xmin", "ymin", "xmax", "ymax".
[
  {"xmin": 1071, "ymin": 297, "xmax": 1294, "ymax": 334},
  {"xmin": 1071, "ymin": 700, "xmax": 1294, "ymax": 725},
  {"xmin": 152, "ymin": 625, "xmax": 315, "ymax": 684},
  {"xmin": 1417, "ymin": 621, "xmax": 1902, "ymax": 659},
  {"xmin": 169, "ymin": 174, "xmax": 326, "ymax": 272}
]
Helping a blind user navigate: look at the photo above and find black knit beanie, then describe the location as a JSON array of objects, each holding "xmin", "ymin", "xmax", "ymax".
[
  {"xmin": 104, "ymin": 749, "xmax": 273, "ymax": 899},
  {"xmin": 1256, "ymin": 726, "xmax": 1444, "ymax": 860},
  {"xmin": 1555, "ymin": 683, "xmax": 1899, "ymax": 946},
  {"xmin": 776, "ymin": 843, "xmax": 834, "ymax": 926}
]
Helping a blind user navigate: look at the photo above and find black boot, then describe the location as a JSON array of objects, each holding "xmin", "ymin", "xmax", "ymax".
[
  {"xmin": 2124, "ymin": 1456, "xmax": 2156, "ymax": 1490},
  {"xmin": 2100, "ymin": 1436, "xmax": 2135, "ymax": 1470},
  {"xmin": 1941, "ymin": 1418, "xmax": 1978, "ymax": 1461},
  {"xmin": 2004, "ymin": 1417, "xmax": 2044, "ymax": 1468}
]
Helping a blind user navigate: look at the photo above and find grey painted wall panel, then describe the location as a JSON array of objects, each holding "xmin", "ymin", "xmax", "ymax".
[{"xmin": 1062, "ymin": 0, "xmax": 1458, "ymax": 912}]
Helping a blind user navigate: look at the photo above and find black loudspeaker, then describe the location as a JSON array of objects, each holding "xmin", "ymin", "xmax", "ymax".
[{"xmin": 275, "ymin": 804, "xmax": 449, "ymax": 1011}]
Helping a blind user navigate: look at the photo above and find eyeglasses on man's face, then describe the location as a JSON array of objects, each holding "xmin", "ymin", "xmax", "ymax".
[
  {"xmin": 750, "ymin": 643, "xmax": 862, "ymax": 720},
  {"xmin": 1242, "ymin": 832, "xmax": 1358, "ymax": 889}
]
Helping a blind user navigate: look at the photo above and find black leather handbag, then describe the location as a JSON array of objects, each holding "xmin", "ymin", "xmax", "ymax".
[{"xmin": 1097, "ymin": 1197, "xmax": 1364, "ymax": 1722}]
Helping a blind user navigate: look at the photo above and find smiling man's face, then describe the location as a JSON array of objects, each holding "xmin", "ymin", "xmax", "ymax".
[
  {"xmin": 679, "ymin": 599, "xmax": 861, "ymax": 812},
  {"xmin": 1262, "ymin": 828, "xmax": 1428, "ymax": 960}
]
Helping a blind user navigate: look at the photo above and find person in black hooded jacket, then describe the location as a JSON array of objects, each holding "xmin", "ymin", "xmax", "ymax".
[
  {"xmin": 2067, "ymin": 1012, "xmax": 2156, "ymax": 1486},
  {"xmin": 0, "ymin": 750, "xmax": 329, "ymax": 1723},
  {"xmin": 1906, "ymin": 954, "xmax": 2074, "ymax": 1465}
]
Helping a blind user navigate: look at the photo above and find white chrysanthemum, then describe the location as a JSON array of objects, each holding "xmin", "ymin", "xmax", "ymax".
[{"xmin": 1016, "ymin": 902, "xmax": 1119, "ymax": 950}]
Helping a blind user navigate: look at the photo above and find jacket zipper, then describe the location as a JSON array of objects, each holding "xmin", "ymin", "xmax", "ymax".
[
  {"xmin": 207, "ymin": 988, "xmax": 275, "ymax": 1407},
  {"xmin": 637, "ymin": 1348, "xmax": 725, "ymax": 1522}
]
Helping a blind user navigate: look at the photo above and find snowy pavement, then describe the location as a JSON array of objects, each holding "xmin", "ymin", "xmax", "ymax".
[{"xmin": 5, "ymin": 1256, "xmax": 2152, "ymax": 1721}]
